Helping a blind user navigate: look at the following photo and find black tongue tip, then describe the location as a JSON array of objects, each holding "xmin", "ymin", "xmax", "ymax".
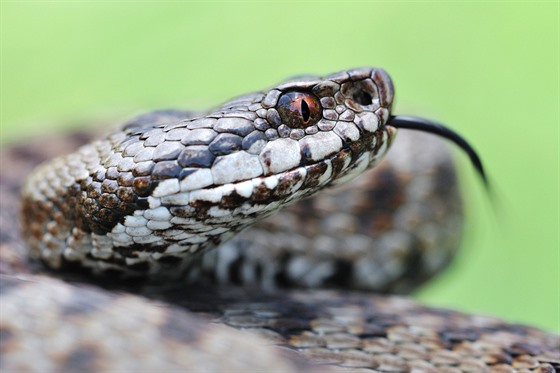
[{"xmin": 387, "ymin": 115, "xmax": 489, "ymax": 189}]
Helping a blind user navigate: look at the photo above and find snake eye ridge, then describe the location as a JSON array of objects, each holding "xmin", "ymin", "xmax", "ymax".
[{"xmin": 276, "ymin": 92, "xmax": 322, "ymax": 129}]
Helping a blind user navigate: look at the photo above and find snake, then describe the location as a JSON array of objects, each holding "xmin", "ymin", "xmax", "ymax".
[{"xmin": 1, "ymin": 67, "xmax": 558, "ymax": 372}]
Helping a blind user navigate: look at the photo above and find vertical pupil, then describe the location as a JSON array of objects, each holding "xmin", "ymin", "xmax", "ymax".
[{"xmin": 300, "ymin": 99, "xmax": 310, "ymax": 122}]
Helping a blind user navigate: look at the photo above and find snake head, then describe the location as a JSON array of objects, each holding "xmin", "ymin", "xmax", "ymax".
[
  {"xmin": 21, "ymin": 67, "xmax": 400, "ymax": 277},
  {"xmin": 205, "ymin": 67, "xmax": 397, "ymax": 188}
]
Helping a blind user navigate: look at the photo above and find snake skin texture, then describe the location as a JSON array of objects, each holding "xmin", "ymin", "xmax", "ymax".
[{"xmin": 1, "ymin": 68, "xmax": 558, "ymax": 371}]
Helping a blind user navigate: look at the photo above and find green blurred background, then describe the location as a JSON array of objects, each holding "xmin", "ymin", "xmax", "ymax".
[{"xmin": 1, "ymin": 2, "xmax": 558, "ymax": 331}]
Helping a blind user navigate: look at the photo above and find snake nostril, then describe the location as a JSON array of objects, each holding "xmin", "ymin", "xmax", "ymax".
[{"xmin": 353, "ymin": 90, "xmax": 373, "ymax": 106}]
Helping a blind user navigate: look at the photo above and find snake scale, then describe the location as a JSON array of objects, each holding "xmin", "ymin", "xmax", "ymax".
[{"xmin": 1, "ymin": 68, "xmax": 558, "ymax": 372}]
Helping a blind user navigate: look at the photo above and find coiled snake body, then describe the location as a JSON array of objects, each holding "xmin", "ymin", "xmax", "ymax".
[{"xmin": 1, "ymin": 68, "xmax": 558, "ymax": 372}]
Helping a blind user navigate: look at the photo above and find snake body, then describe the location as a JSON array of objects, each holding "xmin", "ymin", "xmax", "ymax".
[{"xmin": 1, "ymin": 68, "xmax": 558, "ymax": 371}]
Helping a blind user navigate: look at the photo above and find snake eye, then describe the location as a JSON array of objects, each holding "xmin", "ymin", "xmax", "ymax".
[{"xmin": 276, "ymin": 92, "xmax": 322, "ymax": 128}]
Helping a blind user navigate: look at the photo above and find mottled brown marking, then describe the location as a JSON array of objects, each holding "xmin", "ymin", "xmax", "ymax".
[
  {"xmin": 132, "ymin": 177, "xmax": 153, "ymax": 197},
  {"xmin": 97, "ymin": 208, "xmax": 118, "ymax": 224},
  {"xmin": 330, "ymin": 149, "xmax": 352, "ymax": 178},
  {"xmin": 252, "ymin": 183, "xmax": 273, "ymax": 202},
  {"xmin": 86, "ymin": 182, "xmax": 102, "ymax": 199},
  {"xmin": 98, "ymin": 193, "xmax": 119, "ymax": 209},
  {"xmin": 116, "ymin": 172, "xmax": 134, "ymax": 187},
  {"xmin": 169, "ymin": 206, "xmax": 192, "ymax": 218},
  {"xmin": 101, "ymin": 179, "xmax": 118, "ymax": 193},
  {"xmin": 273, "ymin": 170, "xmax": 304, "ymax": 198},
  {"xmin": 82, "ymin": 198, "xmax": 98, "ymax": 215},
  {"xmin": 116, "ymin": 187, "xmax": 137, "ymax": 203},
  {"xmin": 303, "ymin": 162, "xmax": 328, "ymax": 189},
  {"xmin": 221, "ymin": 190, "xmax": 248, "ymax": 209}
]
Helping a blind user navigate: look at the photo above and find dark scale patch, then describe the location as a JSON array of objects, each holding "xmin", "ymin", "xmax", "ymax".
[
  {"xmin": 302, "ymin": 162, "xmax": 328, "ymax": 189},
  {"xmin": 76, "ymin": 178, "xmax": 152, "ymax": 235},
  {"xmin": 89, "ymin": 213, "xmax": 122, "ymax": 233},
  {"xmin": 152, "ymin": 161, "xmax": 182, "ymax": 180},
  {"xmin": 208, "ymin": 133, "xmax": 243, "ymax": 155},
  {"xmin": 330, "ymin": 149, "xmax": 352, "ymax": 178},
  {"xmin": 323, "ymin": 259, "xmax": 353, "ymax": 288},
  {"xmin": 273, "ymin": 253, "xmax": 295, "ymax": 288},
  {"xmin": 97, "ymin": 207, "xmax": 119, "ymax": 223},
  {"xmin": 98, "ymin": 193, "xmax": 120, "ymax": 209},
  {"xmin": 221, "ymin": 190, "xmax": 249, "ymax": 209},
  {"xmin": 61, "ymin": 345, "xmax": 101, "ymax": 372},
  {"xmin": 178, "ymin": 146, "xmax": 215, "ymax": 168},
  {"xmin": 116, "ymin": 187, "xmax": 137, "ymax": 203},
  {"xmin": 101, "ymin": 179, "xmax": 118, "ymax": 193},
  {"xmin": 169, "ymin": 206, "xmax": 192, "ymax": 218},
  {"xmin": 273, "ymin": 170, "xmax": 305, "ymax": 198},
  {"xmin": 299, "ymin": 143, "xmax": 314, "ymax": 165},
  {"xmin": 157, "ymin": 255, "xmax": 183, "ymax": 264},
  {"xmin": 136, "ymin": 197, "xmax": 149, "ymax": 210},
  {"xmin": 82, "ymin": 197, "xmax": 99, "ymax": 216},
  {"xmin": 132, "ymin": 176, "xmax": 154, "ymax": 197},
  {"xmin": 252, "ymin": 183, "xmax": 274, "ymax": 202},
  {"xmin": 112, "ymin": 244, "xmax": 168, "ymax": 258},
  {"xmin": 348, "ymin": 139, "xmax": 367, "ymax": 160},
  {"xmin": 227, "ymin": 254, "xmax": 245, "ymax": 285},
  {"xmin": 116, "ymin": 172, "xmax": 134, "ymax": 187},
  {"xmin": 86, "ymin": 182, "xmax": 102, "ymax": 199},
  {"xmin": 187, "ymin": 200, "xmax": 215, "ymax": 220},
  {"xmin": 371, "ymin": 129, "xmax": 386, "ymax": 153}
]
